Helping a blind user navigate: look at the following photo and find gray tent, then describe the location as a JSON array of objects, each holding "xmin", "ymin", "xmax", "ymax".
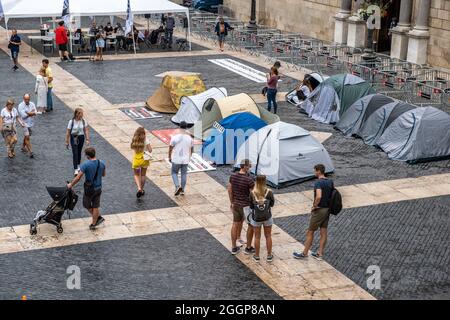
[
  {"xmin": 358, "ymin": 101, "xmax": 416, "ymax": 146},
  {"xmin": 377, "ymin": 107, "xmax": 450, "ymax": 163},
  {"xmin": 336, "ymin": 94, "xmax": 395, "ymax": 137},
  {"xmin": 234, "ymin": 122, "xmax": 334, "ymax": 188}
]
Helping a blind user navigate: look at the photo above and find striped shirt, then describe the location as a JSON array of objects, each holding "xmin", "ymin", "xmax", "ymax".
[{"xmin": 229, "ymin": 173, "xmax": 255, "ymax": 208}]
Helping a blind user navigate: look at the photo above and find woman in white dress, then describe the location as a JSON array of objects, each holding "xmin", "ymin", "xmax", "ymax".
[{"xmin": 35, "ymin": 67, "xmax": 48, "ymax": 114}]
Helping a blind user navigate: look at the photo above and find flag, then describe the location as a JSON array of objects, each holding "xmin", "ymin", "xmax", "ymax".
[
  {"xmin": 62, "ymin": 0, "xmax": 70, "ymax": 26},
  {"xmin": 124, "ymin": 0, "xmax": 133, "ymax": 36},
  {"xmin": 0, "ymin": 0, "xmax": 4, "ymax": 20}
]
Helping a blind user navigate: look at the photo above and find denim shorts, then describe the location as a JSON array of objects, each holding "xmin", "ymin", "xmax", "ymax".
[{"xmin": 11, "ymin": 50, "xmax": 19, "ymax": 59}]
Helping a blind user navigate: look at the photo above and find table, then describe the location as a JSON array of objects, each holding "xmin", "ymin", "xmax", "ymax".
[{"xmin": 28, "ymin": 35, "xmax": 54, "ymax": 54}]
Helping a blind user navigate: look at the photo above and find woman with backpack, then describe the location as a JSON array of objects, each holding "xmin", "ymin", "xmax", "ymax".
[
  {"xmin": 66, "ymin": 108, "xmax": 90, "ymax": 176},
  {"xmin": 248, "ymin": 175, "xmax": 275, "ymax": 263}
]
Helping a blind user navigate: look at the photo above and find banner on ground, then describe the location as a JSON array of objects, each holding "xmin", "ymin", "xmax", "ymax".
[
  {"xmin": 165, "ymin": 153, "xmax": 216, "ymax": 173},
  {"xmin": 152, "ymin": 128, "xmax": 202, "ymax": 145},
  {"xmin": 121, "ymin": 107, "xmax": 162, "ymax": 120}
]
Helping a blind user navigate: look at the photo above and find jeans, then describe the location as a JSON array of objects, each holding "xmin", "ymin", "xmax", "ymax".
[
  {"xmin": 70, "ymin": 134, "xmax": 85, "ymax": 170},
  {"xmin": 171, "ymin": 163, "xmax": 188, "ymax": 189},
  {"xmin": 267, "ymin": 88, "xmax": 278, "ymax": 114},
  {"xmin": 165, "ymin": 29, "xmax": 173, "ymax": 47},
  {"xmin": 46, "ymin": 87, "xmax": 53, "ymax": 111}
]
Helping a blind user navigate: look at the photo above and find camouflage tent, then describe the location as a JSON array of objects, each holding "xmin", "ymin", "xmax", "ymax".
[{"xmin": 146, "ymin": 74, "xmax": 206, "ymax": 114}]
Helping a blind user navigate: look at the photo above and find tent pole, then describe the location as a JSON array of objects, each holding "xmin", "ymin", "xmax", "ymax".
[
  {"xmin": 187, "ymin": 12, "xmax": 191, "ymax": 51},
  {"xmin": 52, "ymin": 16, "xmax": 56, "ymax": 30},
  {"xmin": 132, "ymin": 28, "xmax": 136, "ymax": 55},
  {"xmin": 5, "ymin": 17, "xmax": 9, "ymax": 41}
]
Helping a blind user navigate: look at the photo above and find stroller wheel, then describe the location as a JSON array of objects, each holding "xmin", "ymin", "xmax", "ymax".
[{"xmin": 57, "ymin": 226, "xmax": 63, "ymax": 234}]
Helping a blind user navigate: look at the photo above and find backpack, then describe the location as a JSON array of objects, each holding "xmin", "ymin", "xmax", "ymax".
[
  {"xmin": 250, "ymin": 190, "xmax": 272, "ymax": 222},
  {"xmin": 329, "ymin": 183, "xmax": 342, "ymax": 215}
]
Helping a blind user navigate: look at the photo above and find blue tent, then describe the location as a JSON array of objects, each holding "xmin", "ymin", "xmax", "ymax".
[{"xmin": 202, "ymin": 112, "xmax": 267, "ymax": 165}]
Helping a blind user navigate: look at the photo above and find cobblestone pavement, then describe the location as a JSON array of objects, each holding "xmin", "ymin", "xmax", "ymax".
[
  {"xmin": 0, "ymin": 51, "xmax": 176, "ymax": 227},
  {"xmin": 275, "ymin": 196, "xmax": 450, "ymax": 300},
  {"xmin": 0, "ymin": 228, "xmax": 280, "ymax": 300}
]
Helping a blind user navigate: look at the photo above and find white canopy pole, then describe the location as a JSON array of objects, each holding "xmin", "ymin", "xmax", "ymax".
[
  {"xmin": 5, "ymin": 17, "xmax": 9, "ymax": 41},
  {"xmin": 187, "ymin": 11, "xmax": 191, "ymax": 51}
]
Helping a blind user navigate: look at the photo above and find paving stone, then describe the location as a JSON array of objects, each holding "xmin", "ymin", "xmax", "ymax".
[
  {"xmin": 0, "ymin": 228, "xmax": 281, "ymax": 299},
  {"xmin": 275, "ymin": 196, "xmax": 450, "ymax": 300}
]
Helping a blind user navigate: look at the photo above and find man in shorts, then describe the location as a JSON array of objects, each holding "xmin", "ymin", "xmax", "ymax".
[
  {"xmin": 293, "ymin": 164, "xmax": 333, "ymax": 260},
  {"xmin": 68, "ymin": 147, "xmax": 106, "ymax": 230},
  {"xmin": 18, "ymin": 94, "xmax": 37, "ymax": 158},
  {"xmin": 55, "ymin": 21, "xmax": 72, "ymax": 62},
  {"xmin": 228, "ymin": 159, "xmax": 255, "ymax": 255}
]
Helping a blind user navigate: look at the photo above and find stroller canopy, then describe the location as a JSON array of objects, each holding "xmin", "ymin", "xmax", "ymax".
[
  {"xmin": 171, "ymin": 87, "xmax": 227, "ymax": 125},
  {"xmin": 202, "ymin": 112, "xmax": 267, "ymax": 165},
  {"xmin": 234, "ymin": 122, "xmax": 334, "ymax": 188},
  {"xmin": 305, "ymin": 74, "xmax": 375, "ymax": 124},
  {"xmin": 377, "ymin": 106, "xmax": 450, "ymax": 163},
  {"xmin": 146, "ymin": 74, "xmax": 206, "ymax": 114},
  {"xmin": 336, "ymin": 94, "xmax": 395, "ymax": 137}
]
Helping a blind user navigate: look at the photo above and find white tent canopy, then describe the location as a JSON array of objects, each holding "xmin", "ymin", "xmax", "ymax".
[{"xmin": 2, "ymin": 0, "xmax": 191, "ymax": 48}]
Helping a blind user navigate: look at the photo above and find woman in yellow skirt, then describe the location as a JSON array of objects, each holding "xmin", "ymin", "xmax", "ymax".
[{"xmin": 131, "ymin": 127, "xmax": 153, "ymax": 198}]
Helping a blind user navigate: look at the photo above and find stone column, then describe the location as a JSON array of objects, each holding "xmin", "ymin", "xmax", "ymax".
[
  {"xmin": 347, "ymin": 15, "xmax": 367, "ymax": 48},
  {"xmin": 407, "ymin": 0, "xmax": 431, "ymax": 64},
  {"xmin": 390, "ymin": 0, "xmax": 413, "ymax": 60},
  {"xmin": 334, "ymin": 0, "xmax": 353, "ymax": 44}
]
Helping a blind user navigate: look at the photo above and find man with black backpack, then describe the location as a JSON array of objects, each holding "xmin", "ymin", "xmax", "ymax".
[
  {"xmin": 293, "ymin": 164, "xmax": 338, "ymax": 261},
  {"xmin": 68, "ymin": 147, "xmax": 106, "ymax": 230}
]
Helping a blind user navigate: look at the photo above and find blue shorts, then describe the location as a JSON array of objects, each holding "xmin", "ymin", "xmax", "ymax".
[
  {"xmin": 11, "ymin": 50, "xmax": 19, "ymax": 59},
  {"xmin": 218, "ymin": 34, "xmax": 225, "ymax": 42}
]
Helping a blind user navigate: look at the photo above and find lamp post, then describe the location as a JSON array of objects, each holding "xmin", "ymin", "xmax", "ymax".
[{"xmin": 248, "ymin": 0, "xmax": 257, "ymax": 30}]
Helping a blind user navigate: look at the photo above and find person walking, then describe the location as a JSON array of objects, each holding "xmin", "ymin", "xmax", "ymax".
[
  {"xmin": 18, "ymin": 94, "xmax": 37, "ymax": 158},
  {"xmin": 68, "ymin": 147, "xmax": 106, "ymax": 230},
  {"xmin": 228, "ymin": 159, "xmax": 255, "ymax": 255},
  {"xmin": 215, "ymin": 17, "xmax": 233, "ymax": 52},
  {"xmin": 55, "ymin": 21, "xmax": 71, "ymax": 62},
  {"xmin": 266, "ymin": 67, "xmax": 279, "ymax": 114},
  {"xmin": 293, "ymin": 164, "xmax": 334, "ymax": 260},
  {"xmin": 0, "ymin": 99, "xmax": 25, "ymax": 159},
  {"xmin": 42, "ymin": 59, "xmax": 54, "ymax": 112},
  {"xmin": 165, "ymin": 13, "xmax": 175, "ymax": 48},
  {"xmin": 168, "ymin": 121, "xmax": 193, "ymax": 196},
  {"xmin": 131, "ymin": 127, "xmax": 153, "ymax": 198},
  {"xmin": 8, "ymin": 29, "xmax": 21, "ymax": 71},
  {"xmin": 65, "ymin": 108, "xmax": 90, "ymax": 176},
  {"xmin": 248, "ymin": 175, "xmax": 275, "ymax": 263},
  {"xmin": 35, "ymin": 67, "xmax": 48, "ymax": 114}
]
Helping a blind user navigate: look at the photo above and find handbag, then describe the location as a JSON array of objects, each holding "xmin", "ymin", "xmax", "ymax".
[
  {"xmin": 83, "ymin": 160, "xmax": 100, "ymax": 197},
  {"xmin": 143, "ymin": 151, "xmax": 152, "ymax": 161},
  {"xmin": 2, "ymin": 123, "xmax": 14, "ymax": 132}
]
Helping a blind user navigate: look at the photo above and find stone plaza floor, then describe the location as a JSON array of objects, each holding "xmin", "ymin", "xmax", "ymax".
[{"xmin": 0, "ymin": 20, "xmax": 449, "ymax": 300}]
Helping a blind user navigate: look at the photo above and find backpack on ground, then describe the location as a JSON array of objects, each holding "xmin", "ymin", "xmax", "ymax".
[
  {"xmin": 329, "ymin": 184, "xmax": 342, "ymax": 215},
  {"xmin": 251, "ymin": 190, "xmax": 272, "ymax": 222}
]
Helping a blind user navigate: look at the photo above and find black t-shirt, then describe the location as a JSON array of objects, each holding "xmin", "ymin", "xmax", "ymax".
[
  {"xmin": 314, "ymin": 178, "xmax": 334, "ymax": 208},
  {"xmin": 9, "ymin": 35, "xmax": 21, "ymax": 51},
  {"xmin": 104, "ymin": 25, "xmax": 114, "ymax": 33}
]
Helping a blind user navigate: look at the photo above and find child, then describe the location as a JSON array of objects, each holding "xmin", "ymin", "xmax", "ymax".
[
  {"xmin": 95, "ymin": 32, "xmax": 105, "ymax": 61},
  {"xmin": 131, "ymin": 127, "xmax": 152, "ymax": 198},
  {"xmin": 34, "ymin": 67, "xmax": 48, "ymax": 114}
]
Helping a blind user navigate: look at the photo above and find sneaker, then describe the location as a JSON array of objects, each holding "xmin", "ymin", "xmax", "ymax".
[
  {"xmin": 174, "ymin": 187, "xmax": 182, "ymax": 196},
  {"xmin": 29, "ymin": 153, "xmax": 34, "ymax": 159},
  {"xmin": 311, "ymin": 252, "xmax": 323, "ymax": 261},
  {"xmin": 89, "ymin": 224, "xmax": 96, "ymax": 230},
  {"xmin": 293, "ymin": 252, "xmax": 308, "ymax": 259},
  {"xmin": 179, "ymin": 188, "xmax": 185, "ymax": 196},
  {"xmin": 252, "ymin": 255, "xmax": 260, "ymax": 262},
  {"xmin": 95, "ymin": 216, "xmax": 105, "ymax": 227},
  {"xmin": 267, "ymin": 254, "xmax": 274, "ymax": 263},
  {"xmin": 74, "ymin": 169, "xmax": 79, "ymax": 176},
  {"xmin": 136, "ymin": 190, "xmax": 143, "ymax": 198},
  {"xmin": 231, "ymin": 246, "xmax": 241, "ymax": 255},
  {"xmin": 244, "ymin": 247, "xmax": 256, "ymax": 255}
]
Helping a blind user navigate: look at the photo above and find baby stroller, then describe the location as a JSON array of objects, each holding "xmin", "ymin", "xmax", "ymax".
[{"xmin": 30, "ymin": 186, "xmax": 78, "ymax": 235}]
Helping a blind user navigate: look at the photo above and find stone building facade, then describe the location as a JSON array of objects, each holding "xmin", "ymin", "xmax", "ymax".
[{"xmin": 223, "ymin": 0, "xmax": 450, "ymax": 69}]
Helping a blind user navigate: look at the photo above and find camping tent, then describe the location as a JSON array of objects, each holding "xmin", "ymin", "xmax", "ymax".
[
  {"xmin": 358, "ymin": 101, "xmax": 416, "ymax": 146},
  {"xmin": 336, "ymin": 94, "xmax": 395, "ymax": 137},
  {"xmin": 1, "ymin": 0, "xmax": 192, "ymax": 49},
  {"xmin": 376, "ymin": 107, "xmax": 450, "ymax": 163},
  {"xmin": 304, "ymin": 74, "xmax": 375, "ymax": 124},
  {"xmin": 202, "ymin": 112, "xmax": 267, "ymax": 165},
  {"xmin": 286, "ymin": 72, "xmax": 328, "ymax": 106},
  {"xmin": 195, "ymin": 93, "xmax": 279, "ymax": 138},
  {"xmin": 234, "ymin": 122, "xmax": 334, "ymax": 188},
  {"xmin": 171, "ymin": 87, "xmax": 227, "ymax": 125},
  {"xmin": 146, "ymin": 74, "xmax": 206, "ymax": 114}
]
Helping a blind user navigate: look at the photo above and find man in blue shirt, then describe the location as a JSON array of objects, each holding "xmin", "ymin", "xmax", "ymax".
[
  {"xmin": 68, "ymin": 147, "xmax": 106, "ymax": 230},
  {"xmin": 293, "ymin": 164, "xmax": 334, "ymax": 261},
  {"xmin": 9, "ymin": 29, "xmax": 21, "ymax": 71}
]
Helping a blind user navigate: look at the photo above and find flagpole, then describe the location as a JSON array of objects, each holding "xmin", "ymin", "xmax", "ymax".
[{"xmin": 132, "ymin": 29, "xmax": 136, "ymax": 55}]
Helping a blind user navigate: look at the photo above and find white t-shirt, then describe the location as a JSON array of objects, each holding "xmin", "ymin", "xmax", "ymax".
[
  {"xmin": 170, "ymin": 133, "xmax": 193, "ymax": 164},
  {"xmin": 68, "ymin": 119, "xmax": 88, "ymax": 136},
  {"xmin": 18, "ymin": 101, "xmax": 37, "ymax": 128},
  {"xmin": 1, "ymin": 107, "xmax": 19, "ymax": 125}
]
